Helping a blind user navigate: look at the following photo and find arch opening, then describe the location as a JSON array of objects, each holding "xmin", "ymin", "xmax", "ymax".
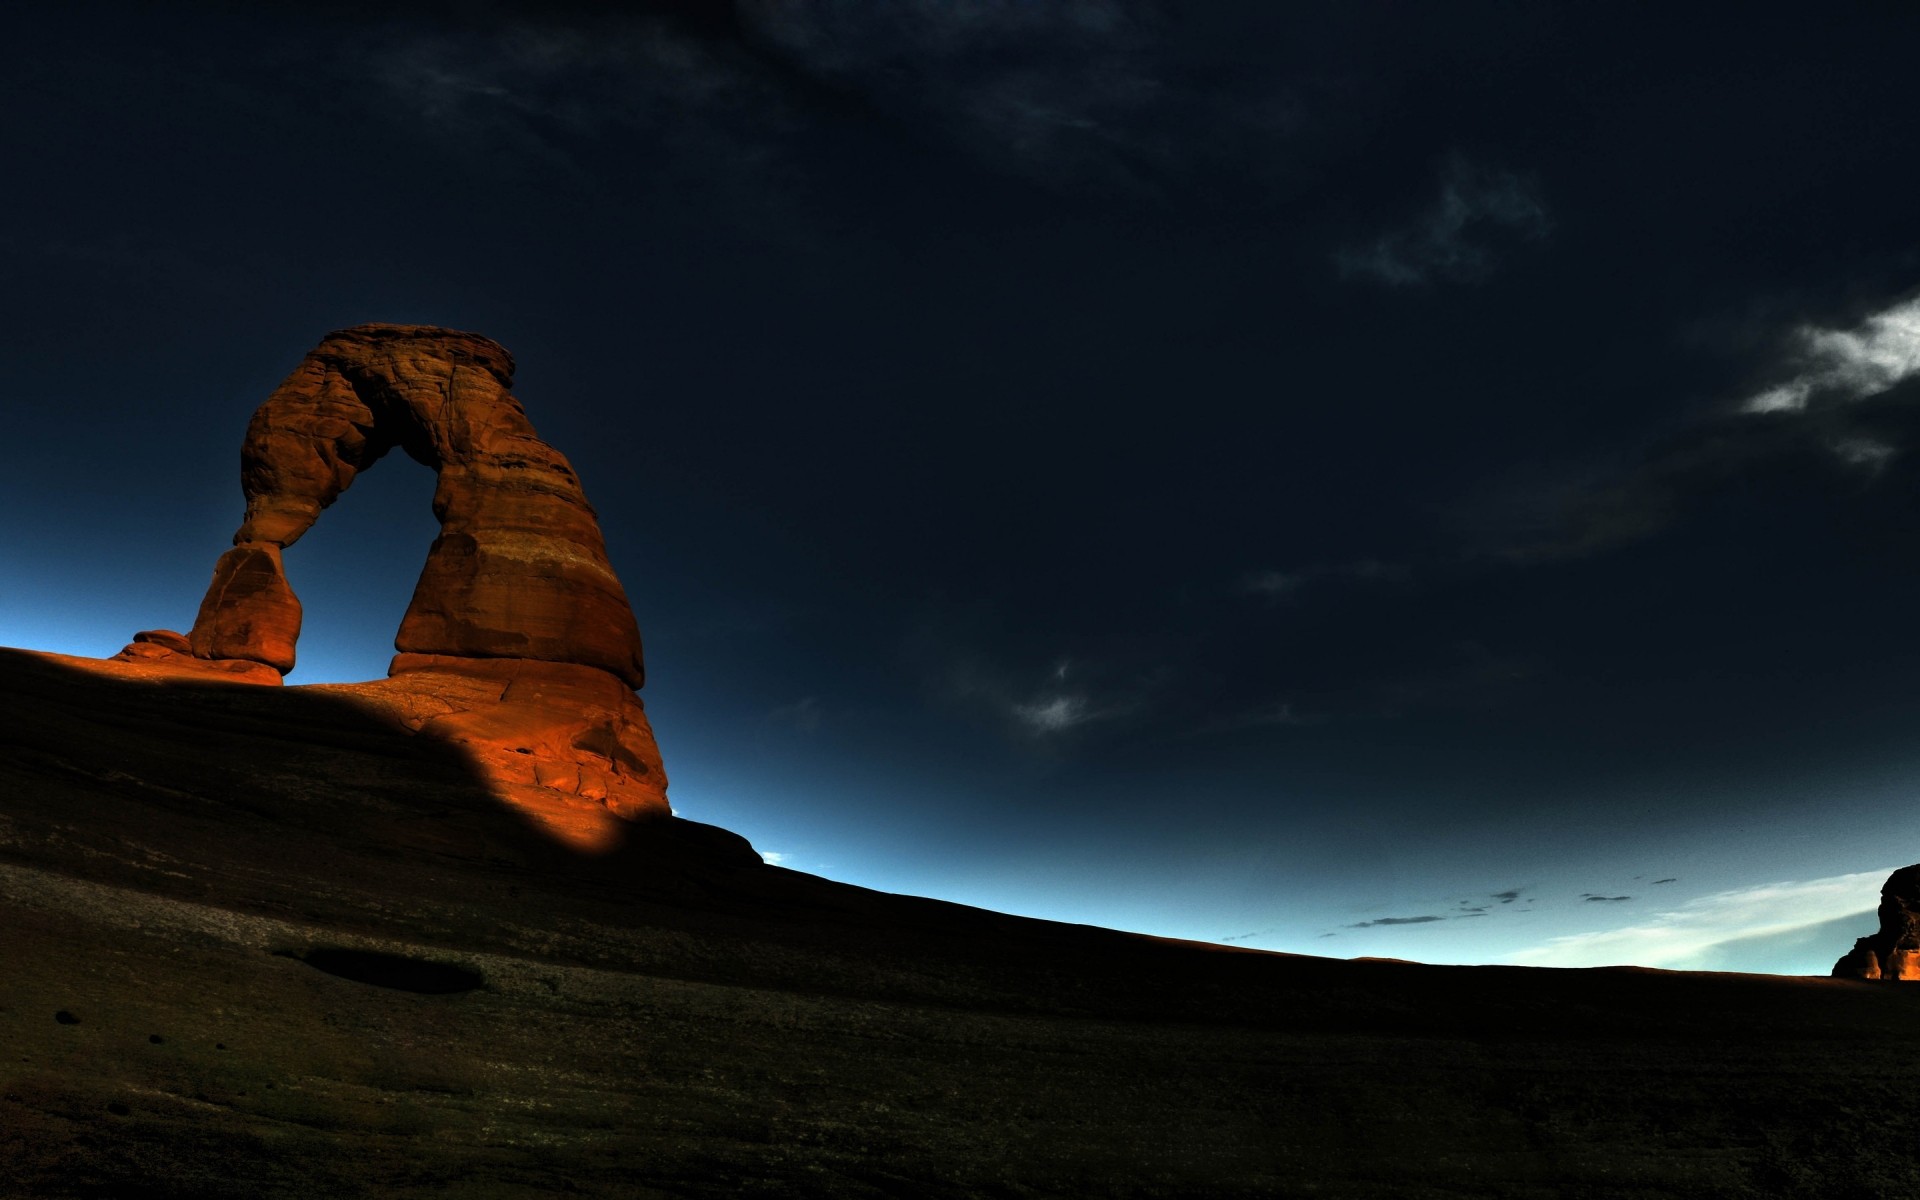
[{"xmin": 278, "ymin": 446, "xmax": 441, "ymax": 684}]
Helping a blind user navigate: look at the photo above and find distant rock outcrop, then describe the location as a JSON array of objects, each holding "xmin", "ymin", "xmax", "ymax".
[
  {"xmin": 1832, "ymin": 864, "xmax": 1920, "ymax": 980},
  {"xmin": 114, "ymin": 324, "xmax": 666, "ymax": 845}
]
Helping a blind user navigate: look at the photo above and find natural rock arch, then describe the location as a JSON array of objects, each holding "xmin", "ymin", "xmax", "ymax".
[
  {"xmin": 122, "ymin": 324, "xmax": 669, "ymax": 844},
  {"xmin": 185, "ymin": 323, "xmax": 645, "ymax": 686}
]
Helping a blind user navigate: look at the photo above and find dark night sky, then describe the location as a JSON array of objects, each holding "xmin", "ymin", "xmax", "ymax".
[{"xmin": 7, "ymin": 1, "xmax": 1920, "ymax": 971}]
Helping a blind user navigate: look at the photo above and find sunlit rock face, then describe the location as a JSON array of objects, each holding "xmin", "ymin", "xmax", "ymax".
[
  {"xmin": 1832, "ymin": 864, "xmax": 1920, "ymax": 981},
  {"xmin": 114, "ymin": 323, "xmax": 666, "ymax": 842},
  {"xmin": 197, "ymin": 323, "xmax": 645, "ymax": 684},
  {"xmin": 316, "ymin": 654, "xmax": 669, "ymax": 850}
]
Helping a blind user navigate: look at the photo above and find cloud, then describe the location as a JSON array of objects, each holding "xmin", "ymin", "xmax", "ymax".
[
  {"xmin": 1010, "ymin": 693, "xmax": 1098, "ymax": 733},
  {"xmin": 933, "ymin": 643, "xmax": 1151, "ymax": 741},
  {"xmin": 1506, "ymin": 868, "xmax": 1890, "ymax": 969},
  {"xmin": 1828, "ymin": 433, "xmax": 1898, "ymax": 475},
  {"xmin": 1652, "ymin": 877, "xmax": 1678, "ymax": 885},
  {"xmin": 1582, "ymin": 894, "xmax": 1632, "ymax": 903},
  {"xmin": 1737, "ymin": 296, "xmax": 1920, "ymax": 415},
  {"xmin": 738, "ymin": 0, "xmax": 1322, "ymax": 200},
  {"xmin": 1210, "ymin": 637, "xmax": 1540, "ymax": 735},
  {"xmin": 769, "ymin": 696, "xmax": 822, "ymax": 733},
  {"xmin": 759, "ymin": 850, "xmax": 789, "ymax": 866},
  {"xmin": 1218, "ymin": 700, "xmax": 1316, "ymax": 729},
  {"xmin": 339, "ymin": 1, "xmax": 1401, "ymax": 239},
  {"xmin": 744, "ymin": 0, "xmax": 1169, "ymax": 199},
  {"xmin": 351, "ymin": 13, "xmax": 803, "ymax": 206},
  {"xmin": 997, "ymin": 656, "xmax": 1145, "ymax": 733},
  {"xmin": 1485, "ymin": 292, "xmax": 1920, "ymax": 562},
  {"xmin": 1340, "ymin": 886, "xmax": 1547, "ymax": 936},
  {"xmin": 1241, "ymin": 570, "xmax": 1302, "ymax": 599},
  {"xmin": 1487, "ymin": 413, "xmax": 1893, "ymax": 564},
  {"xmin": 1242, "ymin": 559, "xmax": 1408, "ymax": 601},
  {"xmin": 1336, "ymin": 156, "xmax": 1549, "ymax": 287}
]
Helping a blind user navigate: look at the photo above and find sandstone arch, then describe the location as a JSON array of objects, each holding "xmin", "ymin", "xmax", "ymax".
[
  {"xmin": 120, "ymin": 324, "xmax": 669, "ymax": 843},
  {"xmin": 186, "ymin": 323, "xmax": 645, "ymax": 686}
]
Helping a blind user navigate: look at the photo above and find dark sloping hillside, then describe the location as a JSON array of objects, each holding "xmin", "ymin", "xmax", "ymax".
[{"xmin": 4, "ymin": 647, "xmax": 1919, "ymax": 1199}]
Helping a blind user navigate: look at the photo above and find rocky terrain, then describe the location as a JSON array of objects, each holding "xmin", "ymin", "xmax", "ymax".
[
  {"xmin": 8, "ymin": 327, "xmax": 1920, "ymax": 1197},
  {"xmin": 10, "ymin": 648, "xmax": 1920, "ymax": 1198},
  {"xmin": 1832, "ymin": 864, "xmax": 1920, "ymax": 980},
  {"xmin": 115, "ymin": 324, "xmax": 668, "ymax": 847}
]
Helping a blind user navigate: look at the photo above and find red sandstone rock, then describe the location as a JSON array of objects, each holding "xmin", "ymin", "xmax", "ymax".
[
  {"xmin": 311, "ymin": 654, "xmax": 671, "ymax": 849},
  {"xmin": 130, "ymin": 629, "xmax": 192, "ymax": 655},
  {"xmin": 103, "ymin": 637, "xmax": 284, "ymax": 686},
  {"xmin": 1832, "ymin": 864, "xmax": 1920, "ymax": 980},
  {"xmin": 188, "ymin": 544, "xmax": 302, "ymax": 673},
  {"xmin": 194, "ymin": 323, "xmax": 644, "ymax": 687},
  {"xmin": 140, "ymin": 324, "xmax": 669, "ymax": 845}
]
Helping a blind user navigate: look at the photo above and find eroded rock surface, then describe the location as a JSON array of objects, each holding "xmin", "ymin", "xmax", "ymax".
[
  {"xmin": 318, "ymin": 654, "xmax": 669, "ymax": 849},
  {"xmin": 1833, "ymin": 864, "xmax": 1920, "ymax": 980},
  {"xmin": 204, "ymin": 323, "xmax": 644, "ymax": 684},
  {"xmin": 113, "ymin": 324, "xmax": 667, "ymax": 839}
]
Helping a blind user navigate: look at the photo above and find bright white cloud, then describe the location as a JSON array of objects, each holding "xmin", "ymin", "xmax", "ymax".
[
  {"xmin": 759, "ymin": 850, "xmax": 789, "ymax": 866},
  {"xmin": 1504, "ymin": 868, "xmax": 1889, "ymax": 970},
  {"xmin": 1742, "ymin": 382, "xmax": 1812, "ymax": 414},
  {"xmin": 1740, "ymin": 296, "xmax": 1920, "ymax": 414}
]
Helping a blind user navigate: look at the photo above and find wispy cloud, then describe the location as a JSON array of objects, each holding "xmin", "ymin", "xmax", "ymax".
[
  {"xmin": 739, "ymin": 0, "xmax": 1325, "ymax": 201},
  {"xmin": 931, "ymin": 642, "xmax": 1151, "ymax": 741},
  {"xmin": 1006, "ymin": 666, "xmax": 1146, "ymax": 736},
  {"xmin": 1331, "ymin": 886, "xmax": 1540, "ymax": 938},
  {"xmin": 745, "ymin": 0, "xmax": 1155, "ymax": 190},
  {"xmin": 1336, "ymin": 156, "xmax": 1549, "ymax": 287},
  {"xmin": 1209, "ymin": 700, "xmax": 1317, "ymax": 731},
  {"xmin": 1506, "ymin": 868, "xmax": 1890, "ymax": 969},
  {"xmin": 351, "ymin": 15, "xmax": 800, "ymax": 207},
  {"xmin": 1010, "ymin": 693, "xmax": 1098, "ymax": 733},
  {"xmin": 768, "ymin": 696, "xmax": 822, "ymax": 733},
  {"xmin": 1221, "ymin": 641, "xmax": 1539, "ymax": 730},
  {"xmin": 1737, "ymin": 296, "xmax": 1920, "ymax": 415},
  {"xmin": 1242, "ymin": 558, "xmax": 1408, "ymax": 601},
  {"xmin": 1827, "ymin": 433, "xmax": 1899, "ymax": 475},
  {"xmin": 1483, "ymin": 291, "xmax": 1920, "ymax": 562}
]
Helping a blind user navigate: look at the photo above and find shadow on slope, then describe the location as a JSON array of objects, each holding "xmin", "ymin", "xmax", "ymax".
[
  {"xmin": 1, "ymin": 644, "xmax": 1916, "ymax": 1034},
  {"xmin": 10, "ymin": 647, "xmax": 1920, "ymax": 1198}
]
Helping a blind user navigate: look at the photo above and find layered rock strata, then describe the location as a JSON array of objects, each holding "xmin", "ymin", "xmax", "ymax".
[
  {"xmin": 1832, "ymin": 864, "xmax": 1920, "ymax": 980},
  {"xmin": 115, "ymin": 324, "xmax": 665, "ymax": 844}
]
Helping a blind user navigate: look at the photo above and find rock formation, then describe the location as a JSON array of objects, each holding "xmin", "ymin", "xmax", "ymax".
[
  {"xmin": 1832, "ymin": 864, "xmax": 1920, "ymax": 980},
  {"xmin": 115, "ymin": 324, "xmax": 666, "ymax": 847}
]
